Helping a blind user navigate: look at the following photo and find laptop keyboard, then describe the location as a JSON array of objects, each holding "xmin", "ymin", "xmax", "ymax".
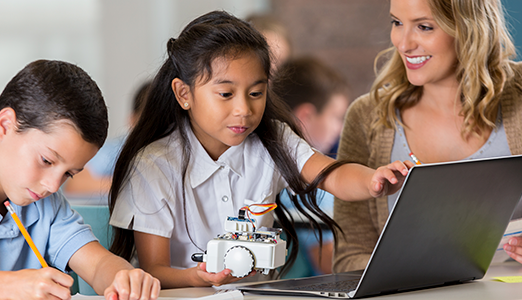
[{"xmin": 292, "ymin": 278, "xmax": 360, "ymax": 292}]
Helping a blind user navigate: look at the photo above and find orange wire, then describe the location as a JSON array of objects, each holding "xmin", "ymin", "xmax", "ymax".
[
  {"xmin": 241, "ymin": 203, "xmax": 277, "ymax": 216},
  {"xmin": 240, "ymin": 203, "xmax": 278, "ymax": 231}
]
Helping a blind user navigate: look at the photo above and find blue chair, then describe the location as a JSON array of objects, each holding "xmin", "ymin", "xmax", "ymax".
[{"xmin": 71, "ymin": 204, "xmax": 112, "ymax": 295}]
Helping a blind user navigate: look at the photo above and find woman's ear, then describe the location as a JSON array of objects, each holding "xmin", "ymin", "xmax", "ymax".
[
  {"xmin": 0, "ymin": 108, "xmax": 16, "ymax": 139},
  {"xmin": 171, "ymin": 78, "xmax": 192, "ymax": 110}
]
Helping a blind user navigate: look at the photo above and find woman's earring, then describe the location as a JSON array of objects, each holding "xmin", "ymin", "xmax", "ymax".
[{"xmin": 184, "ymin": 102, "xmax": 189, "ymax": 108}]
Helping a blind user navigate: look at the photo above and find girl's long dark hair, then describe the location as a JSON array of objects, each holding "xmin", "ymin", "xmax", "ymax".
[{"xmin": 109, "ymin": 10, "xmax": 343, "ymax": 277}]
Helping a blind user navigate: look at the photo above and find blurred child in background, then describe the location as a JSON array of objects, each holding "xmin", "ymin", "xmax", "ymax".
[
  {"xmin": 272, "ymin": 56, "xmax": 350, "ymax": 276},
  {"xmin": 246, "ymin": 13, "xmax": 292, "ymax": 71}
]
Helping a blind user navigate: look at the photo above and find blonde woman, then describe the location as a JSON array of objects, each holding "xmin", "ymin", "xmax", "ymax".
[{"xmin": 333, "ymin": 0, "xmax": 522, "ymax": 273}]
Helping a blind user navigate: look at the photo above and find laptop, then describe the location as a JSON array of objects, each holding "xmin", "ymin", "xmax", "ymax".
[{"xmin": 238, "ymin": 155, "xmax": 522, "ymax": 298}]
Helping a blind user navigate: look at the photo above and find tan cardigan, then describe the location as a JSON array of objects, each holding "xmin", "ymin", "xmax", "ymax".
[{"xmin": 333, "ymin": 62, "xmax": 522, "ymax": 273}]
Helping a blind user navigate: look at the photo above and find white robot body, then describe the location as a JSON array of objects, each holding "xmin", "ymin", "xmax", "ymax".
[{"xmin": 203, "ymin": 217, "xmax": 287, "ymax": 277}]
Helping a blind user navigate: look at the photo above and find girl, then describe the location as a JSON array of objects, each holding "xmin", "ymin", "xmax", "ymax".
[
  {"xmin": 0, "ymin": 60, "xmax": 160, "ymax": 300},
  {"xmin": 108, "ymin": 10, "xmax": 411, "ymax": 288},
  {"xmin": 333, "ymin": 0, "xmax": 522, "ymax": 273}
]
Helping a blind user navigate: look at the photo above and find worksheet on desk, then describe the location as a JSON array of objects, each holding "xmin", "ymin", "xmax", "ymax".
[
  {"xmin": 72, "ymin": 295, "xmax": 201, "ymax": 300},
  {"xmin": 72, "ymin": 296, "xmax": 204, "ymax": 300},
  {"xmin": 72, "ymin": 289, "xmax": 243, "ymax": 300},
  {"xmin": 491, "ymin": 218, "xmax": 522, "ymax": 263}
]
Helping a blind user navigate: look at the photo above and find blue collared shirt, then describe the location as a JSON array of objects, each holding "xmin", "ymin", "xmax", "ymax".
[{"xmin": 0, "ymin": 191, "xmax": 97, "ymax": 272}]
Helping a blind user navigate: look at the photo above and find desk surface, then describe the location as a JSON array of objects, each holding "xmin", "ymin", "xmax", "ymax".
[{"xmin": 158, "ymin": 261, "xmax": 522, "ymax": 299}]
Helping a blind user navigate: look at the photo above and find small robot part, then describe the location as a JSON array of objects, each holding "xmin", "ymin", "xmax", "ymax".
[{"xmin": 192, "ymin": 209, "xmax": 287, "ymax": 277}]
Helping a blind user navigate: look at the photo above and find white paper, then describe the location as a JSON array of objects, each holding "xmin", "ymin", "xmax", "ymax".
[
  {"xmin": 491, "ymin": 218, "xmax": 522, "ymax": 263},
  {"xmin": 72, "ymin": 295, "xmax": 104, "ymax": 300},
  {"xmin": 72, "ymin": 290, "xmax": 243, "ymax": 300},
  {"xmin": 158, "ymin": 290, "xmax": 243, "ymax": 300}
]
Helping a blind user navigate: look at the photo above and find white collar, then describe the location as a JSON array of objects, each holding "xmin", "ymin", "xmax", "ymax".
[{"xmin": 186, "ymin": 126, "xmax": 246, "ymax": 188}]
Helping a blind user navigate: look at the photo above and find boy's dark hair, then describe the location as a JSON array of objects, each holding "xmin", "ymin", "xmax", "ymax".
[
  {"xmin": 0, "ymin": 60, "xmax": 108, "ymax": 148},
  {"xmin": 109, "ymin": 10, "xmax": 342, "ymax": 277},
  {"xmin": 273, "ymin": 56, "xmax": 350, "ymax": 112}
]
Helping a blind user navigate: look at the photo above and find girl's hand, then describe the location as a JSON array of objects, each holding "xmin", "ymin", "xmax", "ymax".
[
  {"xmin": 0, "ymin": 268, "xmax": 73, "ymax": 300},
  {"xmin": 370, "ymin": 160, "xmax": 413, "ymax": 198},
  {"xmin": 194, "ymin": 263, "xmax": 256, "ymax": 286},
  {"xmin": 103, "ymin": 269, "xmax": 160, "ymax": 300},
  {"xmin": 504, "ymin": 237, "xmax": 522, "ymax": 264}
]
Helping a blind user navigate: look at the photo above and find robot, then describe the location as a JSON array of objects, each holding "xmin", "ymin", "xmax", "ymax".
[{"xmin": 192, "ymin": 209, "xmax": 287, "ymax": 277}]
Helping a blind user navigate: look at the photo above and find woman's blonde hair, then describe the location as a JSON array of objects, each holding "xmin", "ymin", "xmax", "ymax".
[{"xmin": 371, "ymin": 0, "xmax": 516, "ymax": 137}]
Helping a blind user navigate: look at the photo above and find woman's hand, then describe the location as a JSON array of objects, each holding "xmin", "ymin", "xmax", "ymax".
[
  {"xmin": 504, "ymin": 237, "xmax": 522, "ymax": 264},
  {"xmin": 370, "ymin": 160, "xmax": 413, "ymax": 198}
]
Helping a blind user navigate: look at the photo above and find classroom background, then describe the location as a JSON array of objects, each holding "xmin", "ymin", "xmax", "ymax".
[
  {"xmin": 1, "ymin": 0, "xmax": 522, "ymax": 293},
  {"xmin": 0, "ymin": 0, "xmax": 520, "ymax": 140}
]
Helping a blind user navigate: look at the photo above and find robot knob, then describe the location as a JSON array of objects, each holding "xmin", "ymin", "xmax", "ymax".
[{"xmin": 223, "ymin": 246, "xmax": 255, "ymax": 277}]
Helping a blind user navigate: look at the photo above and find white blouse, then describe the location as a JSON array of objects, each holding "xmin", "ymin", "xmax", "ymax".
[{"xmin": 110, "ymin": 122, "xmax": 315, "ymax": 268}]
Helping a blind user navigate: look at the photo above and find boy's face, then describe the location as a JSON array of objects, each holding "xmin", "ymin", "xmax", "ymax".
[
  {"xmin": 303, "ymin": 93, "xmax": 349, "ymax": 154},
  {"xmin": 0, "ymin": 116, "xmax": 98, "ymax": 206}
]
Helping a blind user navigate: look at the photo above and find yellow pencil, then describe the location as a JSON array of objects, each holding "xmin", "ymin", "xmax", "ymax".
[{"xmin": 4, "ymin": 201, "xmax": 49, "ymax": 268}]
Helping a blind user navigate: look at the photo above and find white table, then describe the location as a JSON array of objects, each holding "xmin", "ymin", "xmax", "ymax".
[{"xmin": 158, "ymin": 261, "xmax": 522, "ymax": 299}]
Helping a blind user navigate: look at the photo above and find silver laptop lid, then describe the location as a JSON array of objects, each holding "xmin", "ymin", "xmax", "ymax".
[
  {"xmin": 353, "ymin": 155, "xmax": 522, "ymax": 297},
  {"xmin": 239, "ymin": 155, "xmax": 522, "ymax": 298}
]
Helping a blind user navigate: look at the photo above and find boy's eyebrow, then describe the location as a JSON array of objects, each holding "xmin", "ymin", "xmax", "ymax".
[{"xmin": 47, "ymin": 147, "xmax": 84, "ymax": 172}]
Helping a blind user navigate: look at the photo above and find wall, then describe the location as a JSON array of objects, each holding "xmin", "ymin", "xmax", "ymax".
[{"xmin": 504, "ymin": 0, "xmax": 522, "ymax": 60}]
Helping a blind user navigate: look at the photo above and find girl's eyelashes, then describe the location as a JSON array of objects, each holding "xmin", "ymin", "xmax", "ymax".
[
  {"xmin": 219, "ymin": 91, "xmax": 264, "ymax": 98},
  {"xmin": 65, "ymin": 172, "xmax": 74, "ymax": 179},
  {"xmin": 219, "ymin": 92, "xmax": 233, "ymax": 98}
]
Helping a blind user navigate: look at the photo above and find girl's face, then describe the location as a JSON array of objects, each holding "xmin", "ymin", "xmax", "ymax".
[
  {"xmin": 390, "ymin": 0, "xmax": 458, "ymax": 88},
  {"xmin": 0, "ymin": 112, "xmax": 98, "ymax": 206},
  {"xmin": 179, "ymin": 52, "xmax": 267, "ymax": 160}
]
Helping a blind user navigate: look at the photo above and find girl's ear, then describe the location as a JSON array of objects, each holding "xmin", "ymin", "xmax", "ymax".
[
  {"xmin": 0, "ymin": 108, "xmax": 17, "ymax": 139},
  {"xmin": 171, "ymin": 78, "xmax": 192, "ymax": 110}
]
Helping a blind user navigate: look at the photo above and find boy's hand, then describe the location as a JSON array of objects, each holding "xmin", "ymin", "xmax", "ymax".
[
  {"xmin": 194, "ymin": 262, "xmax": 256, "ymax": 286},
  {"xmin": 370, "ymin": 160, "xmax": 413, "ymax": 198},
  {"xmin": 103, "ymin": 269, "xmax": 160, "ymax": 300},
  {"xmin": 1, "ymin": 268, "xmax": 73, "ymax": 300}
]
